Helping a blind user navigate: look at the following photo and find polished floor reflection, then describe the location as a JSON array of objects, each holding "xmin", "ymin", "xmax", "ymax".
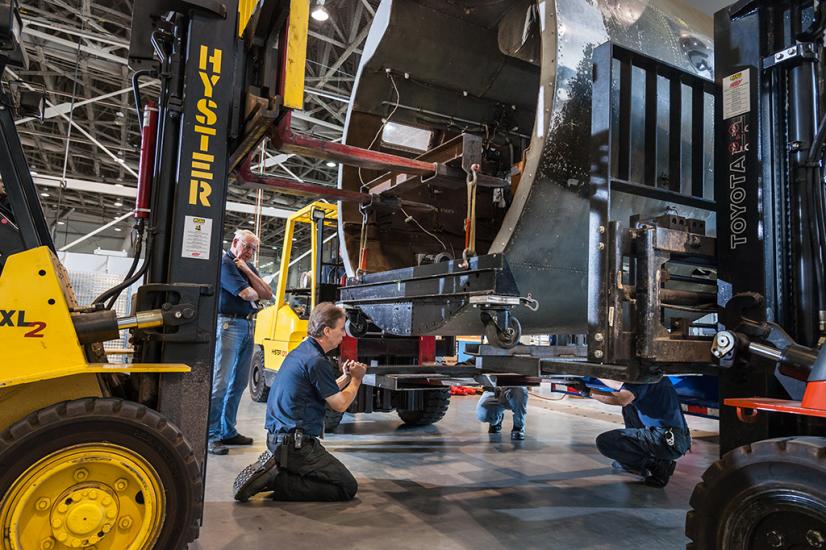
[{"xmin": 194, "ymin": 391, "xmax": 718, "ymax": 549}]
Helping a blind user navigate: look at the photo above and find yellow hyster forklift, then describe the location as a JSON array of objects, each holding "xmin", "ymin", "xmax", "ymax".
[{"xmin": 0, "ymin": 0, "xmax": 256, "ymax": 545}]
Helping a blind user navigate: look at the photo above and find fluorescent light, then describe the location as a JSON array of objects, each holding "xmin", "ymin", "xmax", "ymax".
[
  {"xmin": 57, "ymin": 221, "xmax": 65, "ymax": 226},
  {"xmin": 113, "ymin": 201, "xmax": 123, "ymax": 207},
  {"xmin": 325, "ymin": 161, "xmax": 337, "ymax": 168},
  {"xmin": 248, "ymin": 220, "xmax": 255, "ymax": 225},
  {"xmin": 311, "ymin": 0, "xmax": 329, "ymax": 21},
  {"xmin": 114, "ymin": 227, "xmax": 122, "ymax": 232},
  {"xmin": 40, "ymin": 192, "xmax": 50, "ymax": 197}
]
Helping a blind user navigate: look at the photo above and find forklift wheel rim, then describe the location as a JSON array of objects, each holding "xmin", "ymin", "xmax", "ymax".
[{"xmin": 0, "ymin": 442, "xmax": 165, "ymax": 550}]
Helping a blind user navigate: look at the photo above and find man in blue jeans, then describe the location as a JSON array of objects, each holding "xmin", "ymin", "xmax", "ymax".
[
  {"xmin": 589, "ymin": 377, "xmax": 691, "ymax": 488},
  {"xmin": 476, "ymin": 386, "xmax": 529, "ymax": 440},
  {"xmin": 208, "ymin": 229, "xmax": 273, "ymax": 455}
]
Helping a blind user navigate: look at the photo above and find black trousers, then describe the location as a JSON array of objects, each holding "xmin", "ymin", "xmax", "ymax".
[
  {"xmin": 267, "ymin": 432, "xmax": 358, "ymax": 501},
  {"xmin": 595, "ymin": 406, "xmax": 691, "ymax": 472}
]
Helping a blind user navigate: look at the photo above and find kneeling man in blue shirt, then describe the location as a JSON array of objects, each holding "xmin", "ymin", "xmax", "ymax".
[
  {"xmin": 589, "ymin": 377, "xmax": 691, "ymax": 488},
  {"xmin": 233, "ymin": 303, "xmax": 367, "ymax": 502}
]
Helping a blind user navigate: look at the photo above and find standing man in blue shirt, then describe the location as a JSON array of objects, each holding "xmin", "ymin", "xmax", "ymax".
[
  {"xmin": 589, "ymin": 377, "xmax": 691, "ymax": 488},
  {"xmin": 208, "ymin": 229, "xmax": 273, "ymax": 455},
  {"xmin": 232, "ymin": 303, "xmax": 368, "ymax": 502}
]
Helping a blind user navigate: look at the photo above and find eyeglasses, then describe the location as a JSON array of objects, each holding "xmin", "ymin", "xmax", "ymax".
[{"xmin": 239, "ymin": 241, "xmax": 258, "ymax": 252}]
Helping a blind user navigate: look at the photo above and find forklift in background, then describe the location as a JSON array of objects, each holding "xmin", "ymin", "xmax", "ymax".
[{"xmin": 248, "ymin": 200, "xmax": 455, "ymax": 431}]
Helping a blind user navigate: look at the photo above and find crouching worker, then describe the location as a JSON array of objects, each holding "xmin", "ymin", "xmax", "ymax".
[
  {"xmin": 233, "ymin": 303, "xmax": 368, "ymax": 502},
  {"xmin": 589, "ymin": 377, "xmax": 691, "ymax": 488},
  {"xmin": 476, "ymin": 386, "xmax": 529, "ymax": 440}
]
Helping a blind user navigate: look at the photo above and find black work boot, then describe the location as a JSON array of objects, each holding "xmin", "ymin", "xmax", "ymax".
[
  {"xmin": 611, "ymin": 461, "xmax": 648, "ymax": 477},
  {"xmin": 644, "ymin": 460, "xmax": 676, "ymax": 488},
  {"xmin": 488, "ymin": 422, "xmax": 502, "ymax": 434},
  {"xmin": 511, "ymin": 426, "xmax": 526, "ymax": 440},
  {"xmin": 208, "ymin": 440, "xmax": 228, "ymax": 456},
  {"xmin": 221, "ymin": 433, "xmax": 254, "ymax": 446},
  {"xmin": 233, "ymin": 450, "xmax": 280, "ymax": 502}
]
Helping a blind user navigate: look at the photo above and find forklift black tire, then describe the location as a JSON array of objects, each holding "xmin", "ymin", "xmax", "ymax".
[
  {"xmin": 0, "ymin": 398, "xmax": 202, "ymax": 550},
  {"xmin": 397, "ymin": 389, "xmax": 451, "ymax": 426},
  {"xmin": 248, "ymin": 346, "xmax": 270, "ymax": 403},
  {"xmin": 325, "ymin": 407, "xmax": 345, "ymax": 432},
  {"xmin": 685, "ymin": 436, "xmax": 826, "ymax": 550},
  {"xmin": 485, "ymin": 316, "xmax": 521, "ymax": 349}
]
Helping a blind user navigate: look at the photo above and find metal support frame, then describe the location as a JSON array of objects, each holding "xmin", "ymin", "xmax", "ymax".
[
  {"xmin": 270, "ymin": 112, "xmax": 437, "ymax": 174},
  {"xmin": 340, "ymin": 253, "xmax": 523, "ymax": 336}
]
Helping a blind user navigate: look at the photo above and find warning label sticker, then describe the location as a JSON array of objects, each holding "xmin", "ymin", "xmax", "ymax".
[
  {"xmin": 182, "ymin": 215, "xmax": 212, "ymax": 260},
  {"xmin": 723, "ymin": 69, "xmax": 750, "ymax": 120}
]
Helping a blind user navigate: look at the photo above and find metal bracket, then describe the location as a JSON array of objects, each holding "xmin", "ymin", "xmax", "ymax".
[
  {"xmin": 763, "ymin": 43, "xmax": 817, "ymax": 70},
  {"xmin": 469, "ymin": 294, "xmax": 539, "ymax": 311}
]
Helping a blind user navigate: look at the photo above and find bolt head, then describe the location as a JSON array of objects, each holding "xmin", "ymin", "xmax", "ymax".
[
  {"xmin": 114, "ymin": 478, "xmax": 128, "ymax": 492},
  {"xmin": 594, "ymin": 350, "xmax": 604, "ymax": 359},
  {"xmin": 594, "ymin": 333, "xmax": 604, "ymax": 342},
  {"xmin": 766, "ymin": 530, "xmax": 783, "ymax": 548},
  {"xmin": 36, "ymin": 497, "xmax": 51, "ymax": 511},
  {"xmin": 598, "ymin": 242, "xmax": 605, "ymax": 251},
  {"xmin": 40, "ymin": 537, "xmax": 55, "ymax": 550},
  {"xmin": 73, "ymin": 468, "xmax": 88, "ymax": 482},
  {"xmin": 598, "ymin": 225, "xmax": 606, "ymax": 234},
  {"xmin": 119, "ymin": 516, "xmax": 133, "ymax": 530}
]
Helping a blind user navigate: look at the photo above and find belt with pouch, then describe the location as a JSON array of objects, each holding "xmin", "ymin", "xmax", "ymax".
[{"xmin": 269, "ymin": 430, "xmax": 314, "ymax": 467}]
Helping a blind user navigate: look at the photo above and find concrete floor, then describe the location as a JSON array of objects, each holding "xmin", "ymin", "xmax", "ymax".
[{"xmin": 193, "ymin": 391, "xmax": 718, "ymax": 549}]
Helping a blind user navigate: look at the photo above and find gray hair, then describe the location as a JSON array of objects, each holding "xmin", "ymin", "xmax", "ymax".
[
  {"xmin": 233, "ymin": 228, "xmax": 259, "ymax": 243},
  {"xmin": 308, "ymin": 302, "xmax": 346, "ymax": 338}
]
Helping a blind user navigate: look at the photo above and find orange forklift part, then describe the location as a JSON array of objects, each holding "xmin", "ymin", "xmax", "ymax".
[
  {"xmin": 802, "ymin": 380, "xmax": 826, "ymax": 410},
  {"xmin": 450, "ymin": 386, "xmax": 481, "ymax": 396},
  {"xmin": 724, "ymin": 397, "xmax": 826, "ymax": 420}
]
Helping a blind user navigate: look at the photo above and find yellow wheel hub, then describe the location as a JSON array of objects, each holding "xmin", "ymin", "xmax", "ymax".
[{"xmin": 0, "ymin": 443, "xmax": 166, "ymax": 550}]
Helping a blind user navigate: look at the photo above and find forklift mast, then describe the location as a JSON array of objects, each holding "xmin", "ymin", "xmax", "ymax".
[
  {"xmin": 0, "ymin": 1, "xmax": 53, "ymax": 263},
  {"xmin": 715, "ymin": 0, "xmax": 826, "ymax": 452}
]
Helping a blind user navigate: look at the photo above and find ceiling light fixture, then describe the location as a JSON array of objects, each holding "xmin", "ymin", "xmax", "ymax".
[
  {"xmin": 311, "ymin": 0, "xmax": 329, "ymax": 22},
  {"xmin": 325, "ymin": 161, "xmax": 337, "ymax": 168},
  {"xmin": 113, "ymin": 201, "xmax": 123, "ymax": 207},
  {"xmin": 40, "ymin": 192, "xmax": 50, "ymax": 197}
]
